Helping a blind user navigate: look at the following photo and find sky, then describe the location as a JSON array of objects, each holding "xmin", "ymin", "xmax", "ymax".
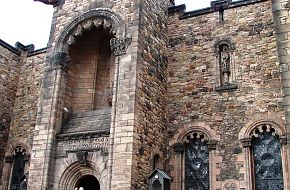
[{"xmin": 0, "ymin": 0, "xmax": 212, "ymax": 49}]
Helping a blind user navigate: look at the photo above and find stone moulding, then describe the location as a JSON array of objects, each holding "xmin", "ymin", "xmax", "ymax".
[
  {"xmin": 110, "ymin": 37, "xmax": 132, "ymax": 56},
  {"xmin": 50, "ymin": 8, "xmax": 131, "ymax": 70},
  {"xmin": 54, "ymin": 8, "xmax": 129, "ymax": 53},
  {"xmin": 56, "ymin": 131, "xmax": 109, "ymax": 157}
]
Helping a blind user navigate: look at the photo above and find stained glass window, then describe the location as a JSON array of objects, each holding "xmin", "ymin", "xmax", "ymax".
[
  {"xmin": 252, "ymin": 130, "xmax": 284, "ymax": 190},
  {"xmin": 185, "ymin": 137, "xmax": 209, "ymax": 190},
  {"xmin": 10, "ymin": 151, "xmax": 26, "ymax": 190}
]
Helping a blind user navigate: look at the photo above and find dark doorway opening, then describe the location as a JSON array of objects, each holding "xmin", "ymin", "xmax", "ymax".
[{"xmin": 76, "ymin": 175, "xmax": 100, "ymax": 190}]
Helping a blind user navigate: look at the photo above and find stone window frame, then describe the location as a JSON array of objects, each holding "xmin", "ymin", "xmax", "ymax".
[
  {"xmin": 1, "ymin": 143, "xmax": 30, "ymax": 190},
  {"xmin": 214, "ymin": 37, "xmax": 237, "ymax": 91},
  {"xmin": 170, "ymin": 123, "xmax": 220, "ymax": 190},
  {"xmin": 239, "ymin": 120, "xmax": 289, "ymax": 190}
]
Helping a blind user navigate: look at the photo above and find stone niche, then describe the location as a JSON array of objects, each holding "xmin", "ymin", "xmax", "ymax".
[{"xmin": 60, "ymin": 26, "xmax": 115, "ymax": 134}]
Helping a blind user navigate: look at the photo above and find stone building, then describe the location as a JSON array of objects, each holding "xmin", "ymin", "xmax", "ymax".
[{"xmin": 0, "ymin": 0, "xmax": 289, "ymax": 189}]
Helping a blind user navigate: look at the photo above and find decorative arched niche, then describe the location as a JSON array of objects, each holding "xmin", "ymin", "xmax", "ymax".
[
  {"xmin": 48, "ymin": 8, "xmax": 131, "ymax": 133},
  {"xmin": 170, "ymin": 123, "xmax": 220, "ymax": 190},
  {"xmin": 239, "ymin": 120, "xmax": 288, "ymax": 190},
  {"xmin": 213, "ymin": 37, "xmax": 237, "ymax": 91}
]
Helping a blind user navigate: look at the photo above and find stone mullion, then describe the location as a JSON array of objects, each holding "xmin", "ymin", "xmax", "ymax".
[{"xmin": 271, "ymin": 0, "xmax": 290, "ymax": 189}]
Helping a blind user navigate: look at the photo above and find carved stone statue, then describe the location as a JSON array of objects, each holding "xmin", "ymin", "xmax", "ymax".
[{"xmin": 220, "ymin": 45, "xmax": 231, "ymax": 85}]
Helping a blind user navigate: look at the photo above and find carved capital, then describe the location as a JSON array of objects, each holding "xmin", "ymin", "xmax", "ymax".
[
  {"xmin": 110, "ymin": 37, "xmax": 131, "ymax": 56},
  {"xmin": 50, "ymin": 52, "xmax": 71, "ymax": 71},
  {"xmin": 280, "ymin": 136, "xmax": 287, "ymax": 145},
  {"xmin": 5, "ymin": 155, "xmax": 13, "ymax": 163},
  {"xmin": 76, "ymin": 151, "xmax": 88, "ymax": 166},
  {"xmin": 240, "ymin": 138, "xmax": 251, "ymax": 147},
  {"xmin": 173, "ymin": 143, "xmax": 184, "ymax": 153},
  {"xmin": 207, "ymin": 139, "xmax": 218, "ymax": 150}
]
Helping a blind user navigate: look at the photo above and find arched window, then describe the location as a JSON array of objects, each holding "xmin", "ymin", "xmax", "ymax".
[
  {"xmin": 171, "ymin": 125, "xmax": 219, "ymax": 190},
  {"xmin": 251, "ymin": 127, "xmax": 284, "ymax": 190},
  {"xmin": 184, "ymin": 133, "xmax": 209, "ymax": 190},
  {"xmin": 9, "ymin": 146, "xmax": 29, "ymax": 190},
  {"xmin": 239, "ymin": 121, "xmax": 288, "ymax": 190}
]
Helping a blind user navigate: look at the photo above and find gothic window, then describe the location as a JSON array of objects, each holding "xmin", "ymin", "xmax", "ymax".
[
  {"xmin": 214, "ymin": 38, "xmax": 237, "ymax": 91},
  {"xmin": 251, "ymin": 129, "xmax": 284, "ymax": 190},
  {"xmin": 184, "ymin": 134, "xmax": 209, "ymax": 190},
  {"xmin": 9, "ymin": 146, "xmax": 29, "ymax": 190}
]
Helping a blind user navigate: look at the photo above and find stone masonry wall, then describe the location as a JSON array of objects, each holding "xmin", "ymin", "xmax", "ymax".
[
  {"xmin": 0, "ymin": 51, "xmax": 46, "ymax": 189},
  {"xmin": 8, "ymin": 52, "xmax": 45, "ymax": 147},
  {"xmin": 167, "ymin": 1, "xmax": 285, "ymax": 189},
  {"xmin": 0, "ymin": 44, "xmax": 20, "ymax": 182},
  {"xmin": 134, "ymin": 0, "xmax": 172, "ymax": 189},
  {"xmin": 28, "ymin": 0, "xmax": 142, "ymax": 189}
]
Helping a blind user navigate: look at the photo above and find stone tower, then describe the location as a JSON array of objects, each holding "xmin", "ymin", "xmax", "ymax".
[
  {"xmin": 26, "ymin": 0, "xmax": 173, "ymax": 189},
  {"xmin": 1, "ymin": 0, "xmax": 290, "ymax": 190}
]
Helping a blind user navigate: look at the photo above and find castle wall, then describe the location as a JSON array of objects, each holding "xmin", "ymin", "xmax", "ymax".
[
  {"xmin": 167, "ymin": 1, "xmax": 286, "ymax": 189},
  {"xmin": 133, "ymin": 0, "xmax": 172, "ymax": 188},
  {"xmin": 0, "ymin": 44, "xmax": 45, "ymax": 189},
  {"xmin": 0, "ymin": 43, "xmax": 20, "ymax": 183},
  {"xmin": 27, "ymin": 0, "xmax": 142, "ymax": 189}
]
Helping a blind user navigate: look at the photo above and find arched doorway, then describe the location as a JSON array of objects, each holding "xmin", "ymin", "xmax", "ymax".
[{"xmin": 75, "ymin": 175, "xmax": 100, "ymax": 190}]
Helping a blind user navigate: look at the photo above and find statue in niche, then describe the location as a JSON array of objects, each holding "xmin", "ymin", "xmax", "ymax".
[{"xmin": 220, "ymin": 45, "xmax": 231, "ymax": 85}]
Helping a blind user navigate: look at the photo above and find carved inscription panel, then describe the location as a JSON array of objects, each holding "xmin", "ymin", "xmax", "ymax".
[{"xmin": 57, "ymin": 137, "xmax": 109, "ymax": 156}]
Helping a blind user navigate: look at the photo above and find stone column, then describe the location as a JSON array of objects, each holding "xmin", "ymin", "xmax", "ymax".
[
  {"xmin": 107, "ymin": 37, "xmax": 135, "ymax": 190},
  {"xmin": 271, "ymin": 0, "xmax": 290, "ymax": 189},
  {"xmin": 28, "ymin": 52, "xmax": 70, "ymax": 190}
]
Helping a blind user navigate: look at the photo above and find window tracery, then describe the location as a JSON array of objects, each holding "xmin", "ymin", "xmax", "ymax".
[
  {"xmin": 184, "ymin": 132, "xmax": 210, "ymax": 190},
  {"xmin": 251, "ymin": 127, "xmax": 284, "ymax": 190},
  {"xmin": 8, "ymin": 146, "xmax": 30, "ymax": 190}
]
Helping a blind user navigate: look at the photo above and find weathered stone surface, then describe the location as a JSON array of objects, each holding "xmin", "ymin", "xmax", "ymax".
[
  {"xmin": 167, "ymin": 1, "xmax": 285, "ymax": 189},
  {"xmin": 0, "ymin": 44, "xmax": 20, "ymax": 182},
  {"xmin": 1, "ymin": 0, "xmax": 290, "ymax": 190}
]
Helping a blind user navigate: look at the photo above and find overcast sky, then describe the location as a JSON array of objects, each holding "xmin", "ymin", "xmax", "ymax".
[{"xmin": 0, "ymin": 0, "xmax": 212, "ymax": 49}]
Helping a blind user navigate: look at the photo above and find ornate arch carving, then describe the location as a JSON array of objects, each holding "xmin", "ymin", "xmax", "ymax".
[
  {"xmin": 239, "ymin": 117, "xmax": 286, "ymax": 142},
  {"xmin": 54, "ymin": 8, "xmax": 128, "ymax": 53},
  {"xmin": 58, "ymin": 161, "xmax": 101, "ymax": 190},
  {"xmin": 214, "ymin": 37, "xmax": 236, "ymax": 53},
  {"xmin": 5, "ymin": 142, "xmax": 30, "ymax": 158},
  {"xmin": 51, "ymin": 8, "xmax": 131, "ymax": 70},
  {"xmin": 170, "ymin": 122, "xmax": 220, "ymax": 151}
]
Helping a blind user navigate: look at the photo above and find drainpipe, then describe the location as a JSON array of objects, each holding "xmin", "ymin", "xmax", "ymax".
[{"xmin": 271, "ymin": 0, "xmax": 290, "ymax": 189}]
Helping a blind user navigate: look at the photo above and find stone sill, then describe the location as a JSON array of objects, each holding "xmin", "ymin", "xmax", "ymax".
[{"xmin": 215, "ymin": 84, "xmax": 237, "ymax": 92}]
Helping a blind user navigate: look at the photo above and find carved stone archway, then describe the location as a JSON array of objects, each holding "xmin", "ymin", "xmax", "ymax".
[
  {"xmin": 51, "ymin": 8, "xmax": 131, "ymax": 70},
  {"xmin": 58, "ymin": 161, "xmax": 103, "ymax": 190}
]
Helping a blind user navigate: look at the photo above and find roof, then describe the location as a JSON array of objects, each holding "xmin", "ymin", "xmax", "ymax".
[{"xmin": 148, "ymin": 169, "xmax": 171, "ymax": 180}]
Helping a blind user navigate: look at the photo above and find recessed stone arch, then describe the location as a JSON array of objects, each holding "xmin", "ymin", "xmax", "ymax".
[
  {"xmin": 54, "ymin": 8, "xmax": 128, "ymax": 54},
  {"xmin": 238, "ymin": 114, "xmax": 286, "ymax": 141},
  {"xmin": 170, "ymin": 121, "xmax": 220, "ymax": 146},
  {"xmin": 58, "ymin": 161, "xmax": 104, "ymax": 190},
  {"xmin": 214, "ymin": 37, "xmax": 236, "ymax": 53},
  {"xmin": 6, "ymin": 142, "xmax": 30, "ymax": 157}
]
